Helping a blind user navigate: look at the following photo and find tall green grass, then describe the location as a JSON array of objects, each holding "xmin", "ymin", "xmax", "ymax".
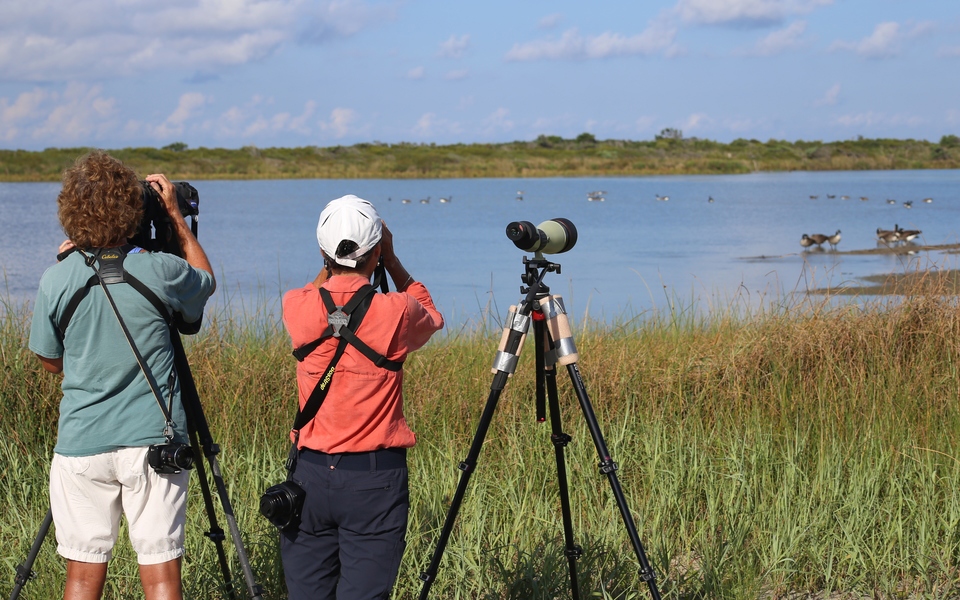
[{"xmin": 4, "ymin": 284, "xmax": 960, "ymax": 598}]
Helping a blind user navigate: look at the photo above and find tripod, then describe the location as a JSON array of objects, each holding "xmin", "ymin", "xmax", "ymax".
[
  {"xmin": 418, "ymin": 256, "xmax": 661, "ymax": 600},
  {"xmin": 10, "ymin": 333, "xmax": 263, "ymax": 600}
]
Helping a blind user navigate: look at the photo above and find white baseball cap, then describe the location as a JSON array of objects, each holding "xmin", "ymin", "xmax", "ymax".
[{"xmin": 316, "ymin": 194, "xmax": 383, "ymax": 268}]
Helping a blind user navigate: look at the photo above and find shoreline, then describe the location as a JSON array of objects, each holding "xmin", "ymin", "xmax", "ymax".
[{"xmin": 2, "ymin": 136, "xmax": 958, "ymax": 182}]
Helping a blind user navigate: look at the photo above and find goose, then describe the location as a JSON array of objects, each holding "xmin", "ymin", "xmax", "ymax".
[
  {"xmin": 401, "ymin": 199, "xmax": 412, "ymax": 204},
  {"xmin": 886, "ymin": 199, "xmax": 896, "ymax": 205},
  {"xmin": 708, "ymin": 196, "xmax": 715, "ymax": 203},
  {"xmin": 800, "ymin": 234, "xmax": 815, "ymax": 249},
  {"xmin": 439, "ymin": 196, "xmax": 452, "ymax": 203},
  {"xmin": 859, "ymin": 196, "xmax": 869, "ymax": 201},
  {"xmin": 807, "ymin": 233, "xmax": 829, "ymax": 248},
  {"xmin": 420, "ymin": 196, "xmax": 430, "ymax": 204},
  {"xmin": 827, "ymin": 194, "xmax": 836, "ymax": 199},
  {"xmin": 655, "ymin": 194, "xmax": 669, "ymax": 201},
  {"xmin": 809, "ymin": 195, "xmax": 819, "ymax": 200},
  {"xmin": 923, "ymin": 197, "xmax": 933, "ymax": 203},
  {"xmin": 840, "ymin": 195, "xmax": 851, "ymax": 200},
  {"xmin": 903, "ymin": 200, "xmax": 913, "ymax": 209},
  {"xmin": 516, "ymin": 191, "xmax": 524, "ymax": 201},
  {"xmin": 876, "ymin": 227, "xmax": 899, "ymax": 245},
  {"xmin": 827, "ymin": 229, "xmax": 841, "ymax": 251},
  {"xmin": 896, "ymin": 225, "xmax": 921, "ymax": 243}
]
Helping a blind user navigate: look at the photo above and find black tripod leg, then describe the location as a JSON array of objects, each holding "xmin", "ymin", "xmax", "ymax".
[
  {"xmin": 542, "ymin": 296, "xmax": 662, "ymax": 600},
  {"xmin": 171, "ymin": 334, "xmax": 263, "ymax": 600},
  {"xmin": 419, "ymin": 305, "xmax": 531, "ymax": 600},
  {"xmin": 538, "ymin": 319, "xmax": 583, "ymax": 600},
  {"xmin": 9, "ymin": 509, "xmax": 53, "ymax": 600},
  {"xmin": 187, "ymin": 425, "xmax": 237, "ymax": 600}
]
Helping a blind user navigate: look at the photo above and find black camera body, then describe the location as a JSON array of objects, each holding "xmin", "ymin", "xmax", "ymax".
[
  {"xmin": 148, "ymin": 442, "xmax": 195, "ymax": 474},
  {"xmin": 260, "ymin": 480, "xmax": 306, "ymax": 530},
  {"xmin": 133, "ymin": 181, "xmax": 199, "ymax": 257}
]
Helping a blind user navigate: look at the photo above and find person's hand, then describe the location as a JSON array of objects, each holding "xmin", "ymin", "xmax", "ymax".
[
  {"xmin": 380, "ymin": 221, "xmax": 397, "ymax": 263},
  {"xmin": 58, "ymin": 239, "xmax": 75, "ymax": 255},
  {"xmin": 144, "ymin": 174, "xmax": 180, "ymax": 221}
]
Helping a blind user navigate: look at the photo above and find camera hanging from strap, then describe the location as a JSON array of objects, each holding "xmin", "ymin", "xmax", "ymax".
[{"xmin": 283, "ymin": 283, "xmax": 403, "ymax": 474}]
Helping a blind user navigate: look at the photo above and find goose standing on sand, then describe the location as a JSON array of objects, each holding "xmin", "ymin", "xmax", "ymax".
[
  {"xmin": 896, "ymin": 225, "xmax": 921, "ymax": 243},
  {"xmin": 876, "ymin": 227, "xmax": 899, "ymax": 245},
  {"xmin": 827, "ymin": 229, "xmax": 841, "ymax": 251}
]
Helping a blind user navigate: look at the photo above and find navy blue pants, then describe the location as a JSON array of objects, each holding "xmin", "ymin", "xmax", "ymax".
[{"xmin": 280, "ymin": 448, "xmax": 409, "ymax": 600}]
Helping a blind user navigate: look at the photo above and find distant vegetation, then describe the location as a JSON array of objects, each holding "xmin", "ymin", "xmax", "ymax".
[{"xmin": 1, "ymin": 132, "xmax": 959, "ymax": 182}]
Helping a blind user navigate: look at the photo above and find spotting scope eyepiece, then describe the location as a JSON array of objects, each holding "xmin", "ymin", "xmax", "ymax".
[{"xmin": 506, "ymin": 218, "xmax": 577, "ymax": 254}]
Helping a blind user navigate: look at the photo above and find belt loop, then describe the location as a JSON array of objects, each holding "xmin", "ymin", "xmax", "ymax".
[{"xmin": 369, "ymin": 451, "xmax": 377, "ymax": 472}]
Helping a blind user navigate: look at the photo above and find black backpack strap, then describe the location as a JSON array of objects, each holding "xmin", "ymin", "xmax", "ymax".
[
  {"xmin": 291, "ymin": 285, "xmax": 375, "ymax": 361},
  {"xmin": 56, "ymin": 246, "xmax": 188, "ymax": 337},
  {"xmin": 57, "ymin": 274, "xmax": 98, "ymax": 339}
]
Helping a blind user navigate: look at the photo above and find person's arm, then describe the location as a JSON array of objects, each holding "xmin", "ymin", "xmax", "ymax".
[
  {"xmin": 379, "ymin": 222, "xmax": 413, "ymax": 292},
  {"xmin": 37, "ymin": 354, "xmax": 63, "ymax": 374},
  {"xmin": 144, "ymin": 173, "xmax": 216, "ymax": 293}
]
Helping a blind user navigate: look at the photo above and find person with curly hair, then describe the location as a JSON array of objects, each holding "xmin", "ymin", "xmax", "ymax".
[{"xmin": 29, "ymin": 150, "xmax": 216, "ymax": 600}]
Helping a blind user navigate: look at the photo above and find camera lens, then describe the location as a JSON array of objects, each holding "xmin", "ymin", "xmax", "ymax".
[
  {"xmin": 166, "ymin": 444, "xmax": 195, "ymax": 470},
  {"xmin": 260, "ymin": 481, "xmax": 305, "ymax": 530}
]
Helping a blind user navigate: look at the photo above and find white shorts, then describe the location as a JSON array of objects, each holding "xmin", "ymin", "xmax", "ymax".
[{"xmin": 49, "ymin": 446, "xmax": 189, "ymax": 565}]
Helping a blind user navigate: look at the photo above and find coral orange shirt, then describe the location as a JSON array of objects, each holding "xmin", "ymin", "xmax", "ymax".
[{"xmin": 282, "ymin": 274, "xmax": 444, "ymax": 453}]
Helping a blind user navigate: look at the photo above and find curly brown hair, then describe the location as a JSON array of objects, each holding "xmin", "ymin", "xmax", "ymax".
[{"xmin": 57, "ymin": 150, "xmax": 143, "ymax": 248}]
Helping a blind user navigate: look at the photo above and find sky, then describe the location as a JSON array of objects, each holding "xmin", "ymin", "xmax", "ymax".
[{"xmin": 1, "ymin": 0, "xmax": 958, "ymax": 151}]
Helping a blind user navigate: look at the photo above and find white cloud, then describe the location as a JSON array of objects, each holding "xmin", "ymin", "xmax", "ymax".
[
  {"xmin": 154, "ymin": 92, "xmax": 209, "ymax": 138},
  {"xmin": 32, "ymin": 83, "xmax": 117, "ymax": 140},
  {"xmin": 406, "ymin": 66, "xmax": 425, "ymax": 80},
  {"xmin": 675, "ymin": 0, "xmax": 832, "ymax": 26},
  {"xmin": 438, "ymin": 34, "xmax": 470, "ymax": 59},
  {"xmin": 0, "ymin": 0, "xmax": 392, "ymax": 82},
  {"xmin": 444, "ymin": 69, "xmax": 469, "ymax": 81},
  {"xmin": 833, "ymin": 111, "xmax": 924, "ymax": 128},
  {"xmin": 319, "ymin": 107, "xmax": 359, "ymax": 138},
  {"xmin": 938, "ymin": 46, "xmax": 960, "ymax": 58},
  {"xmin": 505, "ymin": 25, "xmax": 676, "ymax": 61},
  {"xmin": 411, "ymin": 112, "xmax": 462, "ymax": 138},
  {"xmin": 683, "ymin": 112, "xmax": 711, "ymax": 132},
  {"xmin": 538, "ymin": 13, "xmax": 564, "ymax": 30},
  {"xmin": 480, "ymin": 108, "xmax": 514, "ymax": 135},
  {"xmin": 814, "ymin": 83, "xmax": 841, "ymax": 107},
  {"xmin": 830, "ymin": 22, "xmax": 902, "ymax": 59},
  {"xmin": 752, "ymin": 20, "xmax": 807, "ymax": 56}
]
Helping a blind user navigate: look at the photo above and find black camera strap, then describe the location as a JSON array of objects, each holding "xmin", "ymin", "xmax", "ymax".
[
  {"xmin": 72, "ymin": 247, "xmax": 178, "ymax": 440},
  {"xmin": 284, "ymin": 283, "xmax": 401, "ymax": 473}
]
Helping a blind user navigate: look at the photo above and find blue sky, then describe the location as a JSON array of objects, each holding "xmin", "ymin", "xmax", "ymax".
[{"xmin": 1, "ymin": 0, "xmax": 958, "ymax": 150}]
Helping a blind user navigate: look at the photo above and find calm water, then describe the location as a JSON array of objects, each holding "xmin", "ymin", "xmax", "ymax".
[{"xmin": 3, "ymin": 171, "xmax": 960, "ymax": 328}]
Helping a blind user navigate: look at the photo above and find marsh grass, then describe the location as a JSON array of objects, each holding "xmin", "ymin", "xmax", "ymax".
[{"xmin": 5, "ymin": 278, "xmax": 960, "ymax": 598}]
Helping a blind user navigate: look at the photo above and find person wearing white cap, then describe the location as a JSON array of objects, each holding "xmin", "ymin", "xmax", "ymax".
[{"xmin": 279, "ymin": 194, "xmax": 444, "ymax": 599}]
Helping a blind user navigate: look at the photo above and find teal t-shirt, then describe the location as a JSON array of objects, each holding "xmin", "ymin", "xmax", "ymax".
[{"xmin": 29, "ymin": 248, "xmax": 215, "ymax": 457}]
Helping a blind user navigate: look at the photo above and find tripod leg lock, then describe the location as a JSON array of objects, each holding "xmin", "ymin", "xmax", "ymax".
[
  {"xmin": 639, "ymin": 566, "xmax": 657, "ymax": 582},
  {"xmin": 564, "ymin": 545, "xmax": 583, "ymax": 560},
  {"xmin": 551, "ymin": 433, "xmax": 572, "ymax": 447},
  {"xmin": 204, "ymin": 527, "xmax": 226, "ymax": 543},
  {"xmin": 458, "ymin": 461, "xmax": 474, "ymax": 473},
  {"xmin": 14, "ymin": 563, "xmax": 37, "ymax": 586},
  {"xmin": 598, "ymin": 458, "xmax": 618, "ymax": 475}
]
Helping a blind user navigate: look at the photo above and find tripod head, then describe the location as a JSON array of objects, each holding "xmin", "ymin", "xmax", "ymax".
[{"xmin": 520, "ymin": 255, "xmax": 560, "ymax": 298}]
